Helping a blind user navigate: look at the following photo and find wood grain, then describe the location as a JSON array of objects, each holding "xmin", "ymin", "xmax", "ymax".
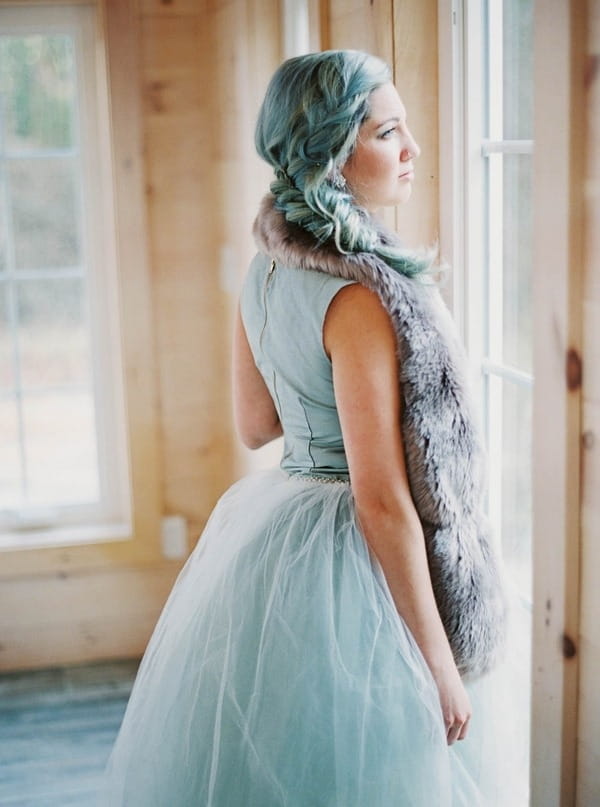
[
  {"xmin": 531, "ymin": 1, "xmax": 586, "ymax": 803},
  {"xmin": 577, "ymin": 0, "xmax": 600, "ymax": 803}
]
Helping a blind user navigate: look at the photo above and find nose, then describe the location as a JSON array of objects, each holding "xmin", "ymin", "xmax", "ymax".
[{"xmin": 401, "ymin": 133, "xmax": 420, "ymax": 162}]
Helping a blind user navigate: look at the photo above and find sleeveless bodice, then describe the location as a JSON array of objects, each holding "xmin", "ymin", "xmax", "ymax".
[{"xmin": 240, "ymin": 253, "xmax": 355, "ymax": 479}]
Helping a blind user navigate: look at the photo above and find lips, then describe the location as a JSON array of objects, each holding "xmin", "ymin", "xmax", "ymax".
[{"xmin": 399, "ymin": 170, "xmax": 414, "ymax": 180}]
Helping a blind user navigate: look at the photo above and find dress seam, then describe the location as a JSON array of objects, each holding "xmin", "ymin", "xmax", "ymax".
[{"xmin": 298, "ymin": 397, "xmax": 316, "ymax": 472}]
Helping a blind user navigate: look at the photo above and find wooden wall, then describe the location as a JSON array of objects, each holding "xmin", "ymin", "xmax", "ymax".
[
  {"xmin": 140, "ymin": 0, "xmax": 280, "ymax": 528},
  {"xmin": 577, "ymin": 0, "xmax": 600, "ymax": 801},
  {"xmin": 531, "ymin": 0, "xmax": 600, "ymax": 803},
  {"xmin": 141, "ymin": 0, "xmax": 231, "ymax": 533}
]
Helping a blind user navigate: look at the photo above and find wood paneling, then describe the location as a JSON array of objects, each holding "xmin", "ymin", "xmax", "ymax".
[
  {"xmin": 577, "ymin": 1, "xmax": 600, "ymax": 803},
  {"xmin": 141, "ymin": 1, "xmax": 234, "ymax": 534},
  {"xmin": 531, "ymin": 0, "xmax": 587, "ymax": 803},
  {"xmin": 392, "ymin": 0, "xmax": 439, "ymax": 249},
  {"xmin": 323, "ymin": 0, "xmax": 394, "ymax": 59}
]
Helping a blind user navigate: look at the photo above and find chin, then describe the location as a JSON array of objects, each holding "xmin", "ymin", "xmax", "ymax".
[{"xmin": 397, "ymin": 186, "xmax": 413, "ymax": 205}]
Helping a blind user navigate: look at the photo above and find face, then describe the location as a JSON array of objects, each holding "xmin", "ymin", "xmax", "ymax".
[{"xmin": 341, "ymin": 83, "xmax": 420, "ymax": 212}]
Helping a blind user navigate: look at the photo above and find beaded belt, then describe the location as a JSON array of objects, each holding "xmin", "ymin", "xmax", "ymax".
[{"xmin": 289, "ymin": 474, "xmax": 350, "ymax": 486}]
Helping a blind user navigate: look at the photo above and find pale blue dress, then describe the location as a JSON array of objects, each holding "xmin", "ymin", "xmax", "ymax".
[{"xmin": 102, "ymin": 254, "xmax": 528, "ymax": 805}]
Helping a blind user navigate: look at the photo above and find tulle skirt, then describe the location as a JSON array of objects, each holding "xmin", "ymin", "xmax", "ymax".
[{"xmin": 102, "ymin": 470, "xmax": 529, "ymax": 806}]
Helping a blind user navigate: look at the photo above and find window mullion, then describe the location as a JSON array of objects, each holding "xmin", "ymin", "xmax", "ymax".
[
  {"xmin": 482, "ymin": 139, "xmax": 534, "ymax": 154},
  {"xmin": 485, "ymin": 0, "xmax": 505, "ymax": 543},
  {"xmin": 0, "ymin": 92, "xmax": 28, "ymax": 506},
  {"xmin": 481, "ymin": 359, "xmax": 533, "ymax": 387},
  {"xmin": 463, "ymin": 0, "xmax": 486, "ymax": 384}
]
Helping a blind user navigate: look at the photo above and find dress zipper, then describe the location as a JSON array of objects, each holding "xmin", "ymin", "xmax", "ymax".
[{"xmin": 258, "ymin": 259, "xmax": 276, "ymax": 350}]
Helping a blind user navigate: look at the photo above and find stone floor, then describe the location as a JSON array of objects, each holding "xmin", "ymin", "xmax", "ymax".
[{"xmin": 0, "ymin": 660, "xmax": 137, "ymax": 806}]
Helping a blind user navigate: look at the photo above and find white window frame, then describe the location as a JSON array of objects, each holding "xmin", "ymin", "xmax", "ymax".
[
  {"xmin": 0, "ymin": 3, "xmax": 131, "ymax": 548},
  {"xmin": 438, "ymin": 0, "xmax": 535, "ymax": 793},
  {"xmin": 438, "ymin": 0, "xmax": 534, "ymax": 549},
  {"xmin": 441, "ymin": 4, "xmax": 585, "ymax": 804}
]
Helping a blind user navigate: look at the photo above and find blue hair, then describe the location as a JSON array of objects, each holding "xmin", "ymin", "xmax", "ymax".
[{"xmin": 255, "ymin": 50, "xmax": 431, "ymax": 277}]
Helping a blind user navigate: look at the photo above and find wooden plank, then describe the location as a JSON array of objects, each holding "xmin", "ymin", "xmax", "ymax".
[
  {"xmin": 139, "ymin": 0, "xmax": 200, "ymax": 15},
  {"xmin": 140, "ymin": 14, "xmax": 204, "ymax": 72},
  {"xmin": 140, "ymin": 0, "xmax": 238, "ymax": 527},
  {"xmin": 582, "ymin": 301, "xmax": 600, "ymax": 403},
  {"xmin": 324, "ymin": 0, "xmax": 394, "ymax": 61},
  {"xmin": 577, "ymin": 0, "xmax": 600, "ymax": 801},
  {"xmin": 531, "ymin": 0, "xmax": 585, "ymax": 803},
  {"xmin": 392, "ymin": 0, "xmax": 439, "ymax": 249}
]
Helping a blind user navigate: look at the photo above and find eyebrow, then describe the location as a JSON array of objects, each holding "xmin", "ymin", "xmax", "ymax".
[{"xmin": 372, "ymin": 115, "xmax": 405, "ymax": 129}]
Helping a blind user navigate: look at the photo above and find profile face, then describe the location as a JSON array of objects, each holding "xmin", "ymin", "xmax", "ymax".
[{"xmin": 341, "ymin": 82, "xmax": 420, "ymax": 212}]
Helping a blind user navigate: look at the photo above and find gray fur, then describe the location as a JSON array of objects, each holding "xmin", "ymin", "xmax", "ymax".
[{"xmin": 253, "ymin": 194, "xmax": 508, "ymax": 677}]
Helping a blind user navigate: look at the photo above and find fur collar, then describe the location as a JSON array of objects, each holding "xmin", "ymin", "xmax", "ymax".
[{"xmin": 253, "ymin": 194, "xmax": 412, "ymax": 290}]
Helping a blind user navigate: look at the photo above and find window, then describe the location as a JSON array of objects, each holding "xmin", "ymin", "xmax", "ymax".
[
  {"xmin": 480, "ymin": 0, "xmax": 534, "ymax": 600},
  {"xmin": 439, "ymin": 0, "xmax": 533, "ymax": 788},
  {"xmin": 440, "ymin": 0, "xmax": 533, "ymax": 595},
  {"xmin": 0, "ymin": 4, "xmax": 130, "ymax": 545}
]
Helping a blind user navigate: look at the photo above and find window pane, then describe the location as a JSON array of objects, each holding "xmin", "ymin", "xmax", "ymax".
[
  {"xmin": 501, "ymin": 379, "xmax": 532, "ymax": 599},
  {"xmin": 9, "ymin": 157, "xmax": 81, "ymax": 270},
  {"xmin": 503, "ymin": 0, "xmax": 533, "ymax": 139},
  {"xmin": 0, "ymin": 34, "xmax": 76, "ymax": 151},
  {"xmin": 17, "ymin": 277, "xmax": 91, "ymax": 388},
  {"xmin": 0, "ymin": 394, "xmax": 21, "ymax": 508},
  {"xmin": 0, "ymin": 283, "xmax": 13, "ymax": 389},
  {"xmin": 503, "ymin": 154, "xmax": 533, "ymax": 372},
  {"xmin": 22, "ymin": 390, "xmax": 99, "ymax": 506}
]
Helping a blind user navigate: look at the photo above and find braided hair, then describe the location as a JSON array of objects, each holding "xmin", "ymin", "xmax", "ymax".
[{"xmin": 255, "ymin": 50, "xmax": 431, "ymax": 277}]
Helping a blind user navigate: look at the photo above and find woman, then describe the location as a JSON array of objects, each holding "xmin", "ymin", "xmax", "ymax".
[{"xmin": 104, "ymin": 50, "xmax": 523, "ymax": 805}]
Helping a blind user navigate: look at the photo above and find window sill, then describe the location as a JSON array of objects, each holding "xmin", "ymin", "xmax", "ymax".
[{"xmin": 0, "ymin": 522, "xmax": 133, "ymax": 553}]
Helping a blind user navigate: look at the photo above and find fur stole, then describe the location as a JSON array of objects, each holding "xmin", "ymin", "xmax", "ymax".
[{"xmin": 253, "ymin": 194, "xmax": 508, "ymax": 677}]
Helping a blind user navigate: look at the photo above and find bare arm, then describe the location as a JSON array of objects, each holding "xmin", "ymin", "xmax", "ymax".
[
  {"xmin": 324, "ymin": 283, "xmax": 471, "ymax": 745},
  {"xmin": 232, "ymin": 306, "xmax": 283, "ymax": 449}
]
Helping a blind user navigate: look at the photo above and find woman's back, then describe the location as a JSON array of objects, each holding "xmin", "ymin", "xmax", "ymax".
[{"xmin": 241, "ymin": 253, "xmax": 355, "ymax": 479}]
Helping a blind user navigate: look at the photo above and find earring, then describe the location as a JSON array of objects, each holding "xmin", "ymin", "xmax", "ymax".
[{"xmin": 330, "ymin": 169, "xmax": 347, "ymax": 192}]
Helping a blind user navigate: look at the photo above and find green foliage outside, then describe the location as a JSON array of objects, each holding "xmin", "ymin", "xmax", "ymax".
[{"xmin": 0, "ymin": 34, "xmax": 75, "ymax": 150}]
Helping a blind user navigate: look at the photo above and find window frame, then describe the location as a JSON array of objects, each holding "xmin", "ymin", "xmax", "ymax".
[
  {"xmin": 439, "ymin": 1, "xmax": 584, "ymax": 803},
  {"xmin": 0, "ymin": 0, "xmax": 163, "ymax": 574},
  {"xmin": 0, "ymin": 2, "xmax": 132, "ymax": 545},
  {"xmin": 438, "ymin": 0, "xmax": 534, "ymax": 796},
  {"xmin": 438, "ymin": 0, "xmax": 534, "ymax": 551}
]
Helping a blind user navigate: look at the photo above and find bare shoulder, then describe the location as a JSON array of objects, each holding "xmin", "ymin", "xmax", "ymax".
[{"xmin": 323, "ymin": 282, "xmax": 395, "ymax": 359}]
